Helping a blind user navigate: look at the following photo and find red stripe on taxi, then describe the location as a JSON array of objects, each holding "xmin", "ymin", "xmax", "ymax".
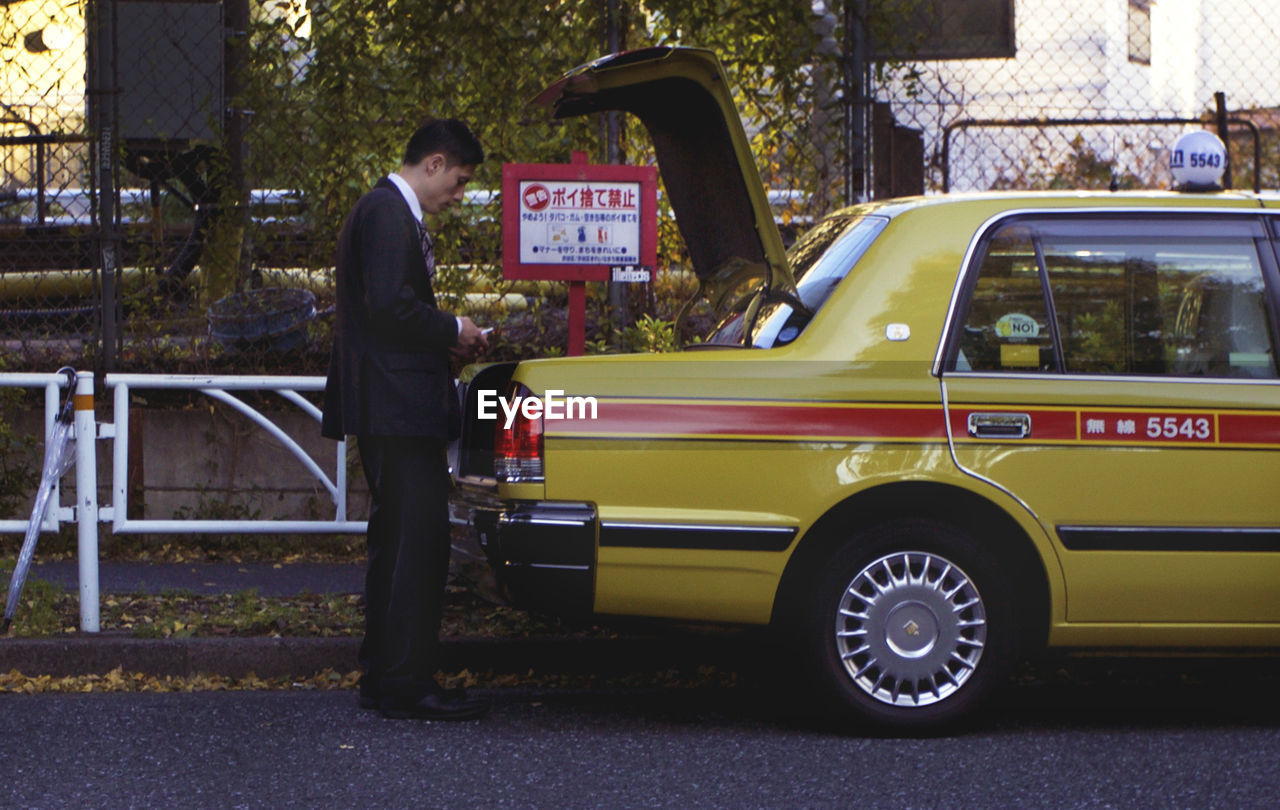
[
  {"xmin": 546, "ymin": 400, "xmax": 949, "ymax": 440},
  {"xmin": 543, "ymin": 400, "xmax": 1280, "ymax": 447},
  {"xmin": 1219, "ymin": 412, "xmax": 1280, "ymax": 445}
]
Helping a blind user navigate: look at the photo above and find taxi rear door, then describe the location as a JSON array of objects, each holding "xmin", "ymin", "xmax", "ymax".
[{"xmin": 940, "ymin": 211, "xmax": 1280, "ymax": 626}]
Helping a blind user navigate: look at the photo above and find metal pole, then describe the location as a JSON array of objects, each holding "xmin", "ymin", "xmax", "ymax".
[
  {"xmin": 112, "ymin": 382, "xmax": 130, "ymax": 534},
  {"xmin": 44, "ymin": 381, "xmax": 64, "ymax": 532},
  {"xmin": 604, "ymin": 0, "xmax": 626, "ymax": 328},
  {"xmin": 74, "ymin": 372, "xmax": 100, "ymax": 632},
  {"xmin": 336, "ymin": 439, "xmax": 349, "ymax": 522},
  {"xmin": 35, "ymin": 140, "xmax": 47, "ymax": 226},
  {"xmin": 226, "ymin": 0, "xmax": 252, "ymax": 286},
  {"xmin": 1214, "ymin": 92, "xmax": 1233, "ymax": 190},
  {"xmin": 605, "ymin": 0, "xmax": 622, "ymax": 165},
  {"xmin": 844, "ymin": 0, "xmax": 868, "ymax": 204},
  {"xmin": 88, "ymin": 0, "xmax": 121, "ymax": 371}
]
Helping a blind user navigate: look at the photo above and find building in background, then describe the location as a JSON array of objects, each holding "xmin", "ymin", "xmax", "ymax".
[
  {"xmin": 878, "ymin": 0, "xmax": 1280, "ymax": 190},
  {"xmin": 1, "ymin": 0, "xmax": 86, "ymax": 193}
]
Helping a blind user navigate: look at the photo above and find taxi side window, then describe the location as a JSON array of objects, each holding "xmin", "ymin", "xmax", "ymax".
[
  {"xmin": 956, "ymin": 224, "xmax": 1056, "ymax": 372},
  {"xmin": 954, "ymin": 216, "xmax": 1278, "ymax": 378},
  {"xmin": 1040, "ymin": 218, "xmax": 1277, "ymax": 378}
]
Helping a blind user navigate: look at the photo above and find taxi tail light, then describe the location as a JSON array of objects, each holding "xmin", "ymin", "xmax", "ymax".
[{"xmin": 494, "ymin": 383, "xmax": 544, "ymax": 482}]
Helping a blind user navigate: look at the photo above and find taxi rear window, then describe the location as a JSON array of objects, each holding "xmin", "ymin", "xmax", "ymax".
[
  {"xmin": 950, "ymin": 214, "xmax": 1279, "ymax": 378},
  {"xmin": 703, "ymin": 214, "xmax": 888, "ymax": 347}
]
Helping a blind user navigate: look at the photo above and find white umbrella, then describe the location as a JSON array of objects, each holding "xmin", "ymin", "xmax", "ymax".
[{"xmin": 3, "ymin": 370, "xmax": 77, "ymax": 633}]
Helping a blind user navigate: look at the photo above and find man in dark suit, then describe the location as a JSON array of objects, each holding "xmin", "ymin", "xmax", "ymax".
[{"xmin": 322, "ymin": 119, "xmax": 490, "ymax": 720}]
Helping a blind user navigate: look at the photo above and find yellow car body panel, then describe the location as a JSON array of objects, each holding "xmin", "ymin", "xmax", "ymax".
[
  {"xmin": 469, "ymin": 190, "xmax": 1280, "ymax": 651},
  {"xmin": 547, "ymin": 437, "xmax": 983, "ymax": 622}
]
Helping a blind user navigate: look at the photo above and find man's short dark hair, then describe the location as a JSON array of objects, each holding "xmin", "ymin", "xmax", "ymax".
[{"xmin": 403, "ymin": 119, "xmax": 484, "ymax": 168}]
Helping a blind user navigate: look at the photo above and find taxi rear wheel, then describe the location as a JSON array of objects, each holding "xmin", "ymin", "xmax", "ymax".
[{"xmin": 801, "ymin": 518, "xmax": 1015, "ymax": 731}]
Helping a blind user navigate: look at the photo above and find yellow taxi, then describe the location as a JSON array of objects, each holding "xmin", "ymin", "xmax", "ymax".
[{"xmin": 454, "ymin": 47, "xmax": 1280, "ymax": 730}]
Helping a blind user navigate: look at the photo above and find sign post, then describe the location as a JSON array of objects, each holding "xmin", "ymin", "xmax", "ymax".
[{"xmin": 503, "ymin": 152, "xmax": 657, "ymax": 356}]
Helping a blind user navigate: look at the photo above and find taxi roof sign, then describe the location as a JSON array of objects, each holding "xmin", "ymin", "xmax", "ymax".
[{"xmin": 1170, "ymin": 130, "xmax": 1227, "ymax": 191}]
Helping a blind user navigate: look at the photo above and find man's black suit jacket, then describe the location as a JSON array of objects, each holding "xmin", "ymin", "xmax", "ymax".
[{"xmin": 322, "ymin": 177, "xmax": 460, "ymax": 440}]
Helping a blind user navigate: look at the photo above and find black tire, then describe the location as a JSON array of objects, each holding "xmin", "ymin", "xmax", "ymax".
[{"xmin": 797, "ymin": 517, "xmax": 1016, "ymax": 732}]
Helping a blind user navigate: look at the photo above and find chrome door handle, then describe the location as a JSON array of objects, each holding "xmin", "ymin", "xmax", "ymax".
[{"xmin": 967, "ymin": 412, "xmax": 1032, "ymax": 439}]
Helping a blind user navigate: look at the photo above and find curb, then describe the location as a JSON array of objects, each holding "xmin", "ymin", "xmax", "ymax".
[{"xmin": 0, "ymin": 633, "xmax": 747, "ymax": 680}]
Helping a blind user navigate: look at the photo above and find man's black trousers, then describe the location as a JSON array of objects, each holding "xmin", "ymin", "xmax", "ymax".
[{"xmin": 356, "ymin": 434, "xmax": 451, "ymax": 699}]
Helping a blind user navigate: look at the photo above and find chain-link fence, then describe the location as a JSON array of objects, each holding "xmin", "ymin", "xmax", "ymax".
[
  {"xmin": 873, "ymin": 0, "xmax": 1280, "ymax": 193},
  {"xmin": 2, "ymin": 0, "xmax": 95, "ymax": 369},
  {"xmin": 3, "ymin": 0, "xmax": 1279, "ymax": 374}
]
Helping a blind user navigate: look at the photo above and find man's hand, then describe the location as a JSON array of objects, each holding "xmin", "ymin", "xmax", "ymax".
[{"xmin": 452, "ymin": 316, "xmax": 489, "ymax": 360}]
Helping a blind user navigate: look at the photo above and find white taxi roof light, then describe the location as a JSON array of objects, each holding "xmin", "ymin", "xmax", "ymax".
[{"xmin": 1170, "ymin": 130, "xmax": 1227, "ymax": 192}]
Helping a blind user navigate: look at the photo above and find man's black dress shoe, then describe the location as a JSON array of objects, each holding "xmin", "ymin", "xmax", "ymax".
[
  {"xmin": 379, "ymin": 690, "xmax": 490, "ymax": 721},
  {"xmin": 361, "ymin": 685, "xmax": 467, "ymax": 711},
  {"xmin": 358, "ymin": 673, "xmax": 381, "ymax": 710}
]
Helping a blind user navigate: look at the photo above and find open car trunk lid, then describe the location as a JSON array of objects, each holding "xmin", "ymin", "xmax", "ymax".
[{"xmin": 533, "ymin": 46, "xmax": 798, "ymax": 308}]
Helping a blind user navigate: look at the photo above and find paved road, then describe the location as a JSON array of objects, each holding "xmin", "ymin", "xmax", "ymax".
[{"xmin": 3, "ymin": 658, "xmax": 1279, "ymax": 809}]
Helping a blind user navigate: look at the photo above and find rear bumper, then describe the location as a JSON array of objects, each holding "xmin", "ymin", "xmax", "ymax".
[{"xmin": 470, "ymin": 499, "xmax": 596, "ymax": 616}]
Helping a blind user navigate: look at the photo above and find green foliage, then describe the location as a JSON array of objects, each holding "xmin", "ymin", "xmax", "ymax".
[
  {"xmin": 163, "ymin": 485, "xmax": 360, "ymax": 560},
  {"xmin": 0, "ymin": 560, "xmax": 64, "ymax": 637},
  {"xmin": 990, "ymin": 134, "xmax": 1145, "ymax": 191},
  {"xmin": 639, "ymin": 0, "xmax": 839, "ymax": 216},
  {"xmin": 1229, "ymin": 126, "xmax": 1280, "ymax": 191},
  {"xmin": 171, "ymin": 485, "xmax": 264, "ymax": 523},
  {"xmin": 0, "ymin": 357, "xmax": 38, "ymax": 517},
  {"xmin": 619, "ymin": 314, "xmax": 679, "ymax": 353},
  {"xmin": 234, "ymin": 0, "xmax": 867, "ymax": 362},
  {"xmin": 1065, "ymin": 300, "xmax": 1126, "ymax": 373},
  {"xmin": 0, "ymin": 420, "xmax": 34, "ymax": 517},
  {"xmin": 243, "ymin": 0, "xmax": 604, "ymax": 281},
  {"xmin": 1044, "ymin": 137, "xmax": 1143, "ymax": 191}
]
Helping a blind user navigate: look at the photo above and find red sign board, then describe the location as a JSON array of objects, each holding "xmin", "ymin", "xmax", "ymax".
[{"xmin": 502, "ymin": 157, "xmax": 658, "ymax": 281}]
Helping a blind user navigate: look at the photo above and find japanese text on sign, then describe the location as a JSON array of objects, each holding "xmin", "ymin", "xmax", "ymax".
[{"xmin": 518, "ymin": 180, "xmax": 642, "ymax": 266}]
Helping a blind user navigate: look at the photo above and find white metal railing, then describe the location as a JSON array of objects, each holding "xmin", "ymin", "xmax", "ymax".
[
  {"xmin": 0, "ymin": 371, "xmax": 365, "ymax": 632},
  {"xmin": 0, "ymin": 372, "xmax": 75, "ymax": 535},
  {"xmin": 104, "ymin": 374, "xmax": 363, "ymax": 535},
  {"xmin": 1, "ymin": 370, "xmax": 100, "ymax": 630}
]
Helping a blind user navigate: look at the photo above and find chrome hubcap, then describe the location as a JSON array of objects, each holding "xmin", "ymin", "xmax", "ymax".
[{"xmin": 834, "ymin": 551, "xmax": 987, "ymax": 707}]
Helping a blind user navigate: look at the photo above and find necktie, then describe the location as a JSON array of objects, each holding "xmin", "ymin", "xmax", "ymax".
[{"xmin": 417, "ymin": 222, "xmax": 435, "ymax": 280}]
